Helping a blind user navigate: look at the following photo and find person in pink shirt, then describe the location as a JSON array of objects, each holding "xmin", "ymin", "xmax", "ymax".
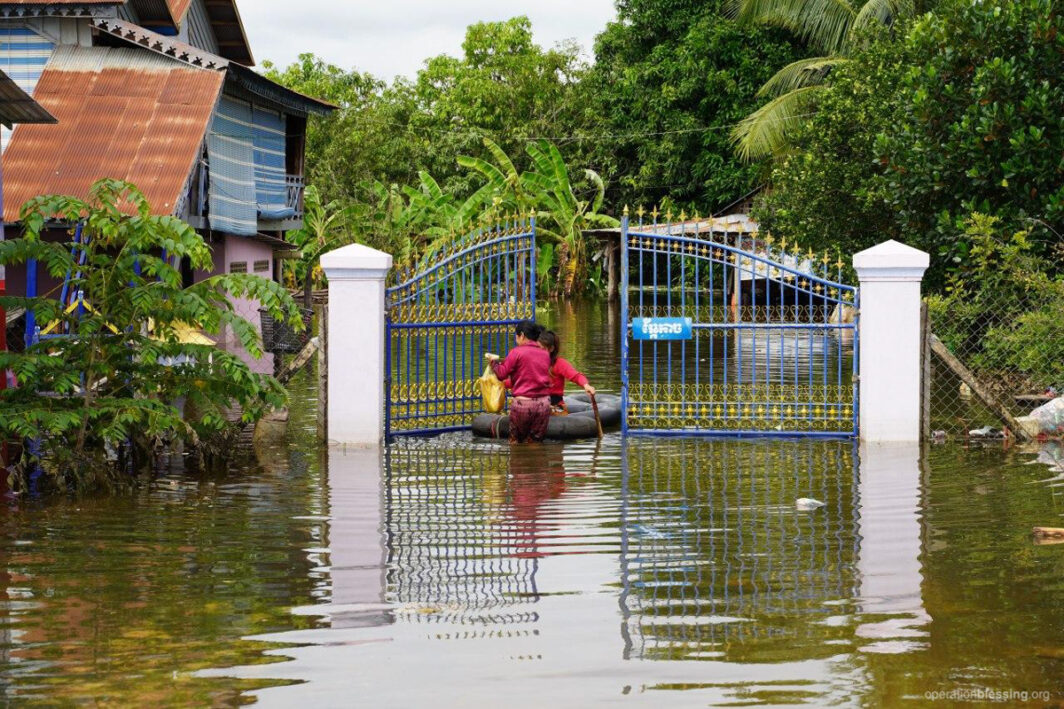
[
  {"xmin": 487, "ymin": 321, "xmax": 552, "ymax": 443},
  {"xmin": 537, "ymin": 330, "xmax": 596, "ymax": 413}
]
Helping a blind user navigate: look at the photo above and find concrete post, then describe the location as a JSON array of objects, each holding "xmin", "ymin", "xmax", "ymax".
[
  {"xmin": 853, "ymin": 240, "xmax": 930, "ymax": 442},
  {"xmin": 320, "ymin": 244, "xmax": 393, "ymax": 447}
]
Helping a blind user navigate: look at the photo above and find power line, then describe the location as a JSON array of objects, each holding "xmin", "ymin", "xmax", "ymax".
[{"xmin": 321, "ymin": 108, "xmax": 820, "ymax": 146}]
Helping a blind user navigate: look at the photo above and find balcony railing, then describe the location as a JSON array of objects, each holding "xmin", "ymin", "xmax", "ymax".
[
  {"xmin": 183, "ymin": 163, "xmax": 306, "ymax": 224},
  {"xmin": 285, "ymin": 175, "xmax": 305, "ymax": 219}
]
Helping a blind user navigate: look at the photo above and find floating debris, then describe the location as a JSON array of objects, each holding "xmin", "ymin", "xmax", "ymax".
[{"xmin": 796, "ymin": 498, "xmax": 826, "ymax": 511}]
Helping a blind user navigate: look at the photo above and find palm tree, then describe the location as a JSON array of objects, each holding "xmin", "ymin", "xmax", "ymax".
[{"xmin": 730, "ymin": 0, "xmax": 922, "ymax": 160}]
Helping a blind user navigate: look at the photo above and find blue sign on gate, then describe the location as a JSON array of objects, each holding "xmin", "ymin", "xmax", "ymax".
[{"xmin": 632, "ymin": 317, "xmax": 693, "ymax": 341}]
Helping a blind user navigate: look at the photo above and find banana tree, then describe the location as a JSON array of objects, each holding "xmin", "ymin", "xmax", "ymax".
[
  {"xmin": 458, "ymin": 138, "xmax": 618, "ymax": 297},
  {"xmin": 286, "ymin": 185, "xmax": 352, "ymax": 309}
]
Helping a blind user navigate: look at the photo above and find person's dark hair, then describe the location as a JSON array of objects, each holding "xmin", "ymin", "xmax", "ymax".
[
  {"xmin": 538, "ymin": 330, "xmax": 560, "ymax": 364},
  {"xmin": 515, "ymin": 320, "xmax": 542, "ymax": 341}
]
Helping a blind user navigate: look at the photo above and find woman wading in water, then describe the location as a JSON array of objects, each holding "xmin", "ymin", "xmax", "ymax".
[{"xmin": 487, "ymin": 321, "xmax": 552, "ymax": 444}]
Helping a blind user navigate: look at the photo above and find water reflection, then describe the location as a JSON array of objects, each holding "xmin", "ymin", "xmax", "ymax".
[
  {"xmin": 211, "ymin": 431, "xmax": 1064, "ymax": 707},
  {"xmin": 210, "ymin": 437, "xmax": 872, "ymax": 706},
  {"xmin": 384, "ymin": 441, "xmax": 542, "ymax": 617},
  {"xmin": 620, "ymin": 439, "xmax": 860, "ymax": 663}
]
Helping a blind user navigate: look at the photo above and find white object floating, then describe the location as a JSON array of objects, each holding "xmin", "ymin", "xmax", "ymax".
[{"xmin": 796, "ymin": 498, "xmax": 826, "ymax": 511}]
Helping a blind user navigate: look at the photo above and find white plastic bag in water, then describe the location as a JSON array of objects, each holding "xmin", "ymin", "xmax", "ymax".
[{"xmin": 1028, "ymin": 396, "xmax": 1064, "ymax": 436}]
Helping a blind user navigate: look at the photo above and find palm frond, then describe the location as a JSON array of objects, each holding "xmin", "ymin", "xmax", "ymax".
[
  {"xmin": 757, "ymin": 56, "xmax": 846, "ymax": 98},
  {"xmin": 731, "ymin": 84, "xmax": 825, "ymax": 161},
  {"xmin": 731, "ymin": 0, "xmax": 858, "ymax": 55},
  {"xmin": 853, "ymin": 0, "xmax": 915, "ymax": 34}
]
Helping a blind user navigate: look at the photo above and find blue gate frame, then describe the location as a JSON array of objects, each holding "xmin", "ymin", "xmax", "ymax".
[
  {"xmin": 621, "ymin": 212, "xmax": 859, "ymax": 437},
  {"xmin": 385, "ymin": 218, "xmax": 536, "ymax": 438}
]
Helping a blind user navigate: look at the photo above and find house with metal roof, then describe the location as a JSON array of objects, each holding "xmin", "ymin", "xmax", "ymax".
[
  {"xmin": 0, "ymin": 0, "xmax": 334, "ymax": 371},
  {"xmin": 0, "ymin": 66, "xmax": 55, "ymax": 393}
]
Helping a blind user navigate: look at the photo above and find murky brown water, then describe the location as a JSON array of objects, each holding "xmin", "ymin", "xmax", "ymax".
[{"xmin": 1, "ymin": 301, "xmax": 1063, "ymax": 707}]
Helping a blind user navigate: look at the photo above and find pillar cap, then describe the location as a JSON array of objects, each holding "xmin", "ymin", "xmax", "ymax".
[
  {"xmin": 853, "ymin": 240, "xmax": 929, "ymax": 282},
  {"xmin": 321, "ymin": 243, "xmax": 393, "ymax": 279}
]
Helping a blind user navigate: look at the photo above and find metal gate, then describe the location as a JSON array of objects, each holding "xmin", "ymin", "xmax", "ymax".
[
  {"xmin": 621, "ymin": 213, "xmax": 859, "ymax": 437},
  {"xmin": 386, "ymin": 218, "xmax": 536, "ymax": 438}
]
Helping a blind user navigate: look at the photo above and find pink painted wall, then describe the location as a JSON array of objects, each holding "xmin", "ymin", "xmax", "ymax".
[{"xmin": 220, "ymin": 234, "xmax": 276, "ymax": 376}]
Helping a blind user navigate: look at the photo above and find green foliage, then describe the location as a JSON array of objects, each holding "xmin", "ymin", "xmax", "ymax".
[
  {"xmin": 262, "ymin": 55, "xmax": 419, "ymax": 205},
  {"xmin": 409, "ymin": 17, "xmax": 589, "ymax": 197},
  {"xmin": 285, "ymin": 185, "xmax": 352, "ymax": 307},
  {"xmin": 758, "ymin": 0, "xmax": 1064, "ymax": 289},
  {"xmin": 457, "ymin": 138, "xmax": 618, "ymax": 297},
  {"xmin": 0, "ymin": 180, "xmax": 302, "ymax": 491},
  {"xmin": 730, "ymin": 0, "xmax": 929, "ymax": 159},
  {"xmin": 754, "ymin": 35, "xmax": 911, "ymax": 256},
  {"xmin": 927, "ymin": 214, "xmax": 1064, "ymax": 387},
  {"xmin": 583, "ymin": 1, "xmax": 803, "ymax": 210},
  {"xmin": 875, "ymin": 0, "xmax": 1064, "ymax": 277},
  {"xmin": 265, "ymin": 19, "xmax": 588, "ymax": 212}
]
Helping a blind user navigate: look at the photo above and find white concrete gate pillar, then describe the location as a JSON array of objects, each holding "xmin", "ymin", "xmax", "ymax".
[
  {"xmin": 853, "ymin": 240, "xmax": 930, "ymax": 442},
  {"xmin": 320, "ymin": 244, "xmax": 393, "ymax": 447}
]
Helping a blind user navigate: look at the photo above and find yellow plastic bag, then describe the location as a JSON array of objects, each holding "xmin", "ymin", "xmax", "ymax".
[{"xmin": 477, "ymin": 363, "xmax": 506, "ymax": 413}]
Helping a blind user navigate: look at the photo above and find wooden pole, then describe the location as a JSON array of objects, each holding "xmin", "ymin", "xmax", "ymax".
[
  {"xmin": 928, "ymin": 334, "xmax": 1027, "ymax": 440},
  {"xmin": 590, "ymin": 393, "xmax": 604, "ymax": 439},
  {"xmin": 606, "ymin": 238, "xmax": 619, "ymax": 302},
  {"xmin": 278, "ymin": 337, "xmax": 320, "ymax": 386}
]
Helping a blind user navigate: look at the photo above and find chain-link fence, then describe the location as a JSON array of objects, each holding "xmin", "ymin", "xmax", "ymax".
[{"xmin": 924, "ymin": 289, "xmax": 1063, "ymax": 440}]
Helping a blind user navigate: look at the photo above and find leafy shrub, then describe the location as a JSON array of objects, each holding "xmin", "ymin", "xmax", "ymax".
[{"xmin": 0, "ymin": 180, "xmax": 302, "ymax": 491}]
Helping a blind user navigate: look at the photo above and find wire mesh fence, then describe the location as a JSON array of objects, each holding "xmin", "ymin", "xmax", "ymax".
[{"xmin": 925, "ymin": 290, "xmax": 1062, "ymax": 439}]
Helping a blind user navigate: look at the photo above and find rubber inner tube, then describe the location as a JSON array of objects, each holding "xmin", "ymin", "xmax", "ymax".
[{"xmin": 472, "ymin": 394, "xmax": 622, "ymax": 440}]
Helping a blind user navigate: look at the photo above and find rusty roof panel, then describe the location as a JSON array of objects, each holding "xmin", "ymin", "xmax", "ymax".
[
  {"xmin": 166, "ymin": 0, "xmax": 191, "ymax": 22},
  {"xmin": 3, "ymin": 46, "xmax": 224, "ymax": 221}
]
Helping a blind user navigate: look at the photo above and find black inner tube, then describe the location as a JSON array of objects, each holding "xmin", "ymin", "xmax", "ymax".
[{"xmin": 472, "ymin": 394, "xmax": 621, "ymax": 440}]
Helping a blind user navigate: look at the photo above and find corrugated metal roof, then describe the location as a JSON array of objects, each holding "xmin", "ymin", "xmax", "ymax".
[
  {"xmin": 165, "ymin": 0, "xmax": 190, "ymax": 22},
  {"xmin": 2, "ymin": 45, "xmax": 223, "ymax": 221},
  {"xmin": 0, "ymin": 68, "xmax": 56, "ymax": 125}
]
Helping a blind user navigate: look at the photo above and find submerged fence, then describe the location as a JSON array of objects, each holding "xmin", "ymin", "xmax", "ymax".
[{"xmin": 925, "ymin": 290, "xmax": 1061, "ymax": 438}]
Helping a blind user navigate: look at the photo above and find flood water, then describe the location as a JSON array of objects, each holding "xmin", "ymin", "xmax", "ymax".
[{"xmin": 1, "ymin": 301, "xmax": 1063, "ymax": 706}]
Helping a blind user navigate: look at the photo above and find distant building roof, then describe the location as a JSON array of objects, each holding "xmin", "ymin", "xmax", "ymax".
[
  {"xmin": 2, "ymin": 45, "xmax": 224, "ymax": 221},
  {"xmin": 0, "ymin": 68, "xmax": 55, "ymax": 126}
]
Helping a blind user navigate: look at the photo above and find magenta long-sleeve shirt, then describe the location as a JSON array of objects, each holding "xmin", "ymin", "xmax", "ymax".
[{"xmin": 491, "ymin": 342, "xmax": 551, "ymax": 398}]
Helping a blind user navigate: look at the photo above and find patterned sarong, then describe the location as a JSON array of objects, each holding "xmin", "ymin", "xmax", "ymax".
[{"xmin": 509, "ymin": 397, "xmax": 551, "ymax": 444}]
